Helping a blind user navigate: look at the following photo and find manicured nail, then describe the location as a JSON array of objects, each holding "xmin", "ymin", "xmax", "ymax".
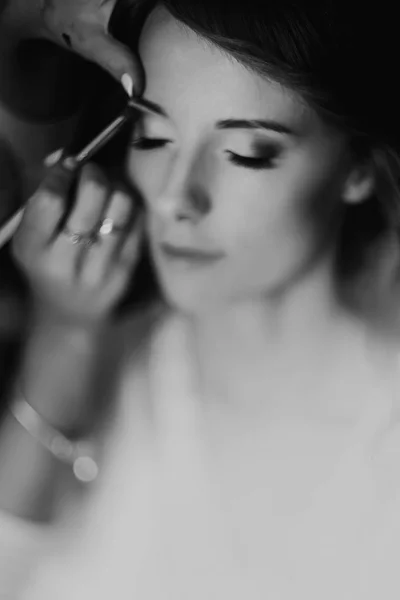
[
  {"xmin": 43, "ymin": 148, "xmax": 64, "ymax": 167},
  {"xmin": 121, "ymin": 73, "xmax": 134, "ymax": 97},
  {"xmin": 61, "ymin": 156, "xmax": 78, "ymax": 171}
]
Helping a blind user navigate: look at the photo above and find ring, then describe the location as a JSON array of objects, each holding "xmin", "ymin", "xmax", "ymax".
[
  {"xmin": 98, "ymin": 218, "xmax": 126, "ymax": 236},
  {"xmin": 62, "ymin": 227, "xmax": 98, "ymax": 248}
]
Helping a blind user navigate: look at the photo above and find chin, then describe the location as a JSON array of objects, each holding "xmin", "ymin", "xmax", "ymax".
[
  {"xmin": 155, "ymin": 269, "xmax": 226, "ymax": 317},
  {"xmin": 159, "ymin": 281, "xmax": 217, "ymax": 316},
  {"xmin": 150, "ymin": 251, "xmax": 224, "ymax": 315}
]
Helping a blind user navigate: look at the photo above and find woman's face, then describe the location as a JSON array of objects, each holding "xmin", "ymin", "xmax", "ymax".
[{"xmin": 127, "ymin": 7, "xmax": 352, "ymax": 313}]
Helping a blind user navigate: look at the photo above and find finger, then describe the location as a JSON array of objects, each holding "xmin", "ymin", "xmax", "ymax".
[
  {"xmin": 64, "ymin": 163, "xmax": 109, "ymax": 235},
  {"xmin": 37, "ymin": 160, "xmax": 75, "ymax": 199},
  {"xmin": 13, "ymin": 163, "xmax": 73, "ymax": 258},
  {"xmin": 81, "ymin": 190, "xmax": 135, "ymax": 284},
  {"xmin": 74, "ymin": 30, "xmax": 144, "ymax": 96},
  {"xmin": 43, "ymin": 148, "xmax": 64, "ymax": 169},
  {"xmin": 119, "ymin": 212, "xmax": 145, "ymax": 271},
  {"xmin": 106, "ymin": 216, "xmax": 144, "ymax": 301},
  {"xmin": 50, "ymin": 163, "xmax": 110, "ymax": 276}
]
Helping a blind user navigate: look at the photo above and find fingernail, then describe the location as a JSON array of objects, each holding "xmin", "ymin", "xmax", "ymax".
[
  {"xmin": 44, "ymin": 148, "xmax": 64, "ymax": 167},
  {"xmin": 61, "ymin": 156, "xmax": 78, "ymax": 171},
  {"xmin": 121, "ymin": 73, "xmax": 134, "ymax": 97}
]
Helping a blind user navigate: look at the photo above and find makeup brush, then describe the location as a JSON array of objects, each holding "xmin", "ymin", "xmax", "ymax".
[
  {"xmin": 0, "ymin": 98, "xmax": 157, "ymax": 249},
  {"xmin": 62, "ymin": 97, "xmax": 157, "ymax": 170}
]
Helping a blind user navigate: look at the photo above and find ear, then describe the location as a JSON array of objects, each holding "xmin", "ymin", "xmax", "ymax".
[{"xmin": 342, "ymin": 162, "xmax": 376, "ymax": 204}]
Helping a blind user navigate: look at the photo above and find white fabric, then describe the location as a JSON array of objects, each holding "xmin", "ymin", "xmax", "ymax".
[
  {"xmin": 0, "ymin": 511, "xmax": 51, "ymax": 600},
  {"xmin": 1, "ymin": 315, "xmax": 400, "ymax": 599}
]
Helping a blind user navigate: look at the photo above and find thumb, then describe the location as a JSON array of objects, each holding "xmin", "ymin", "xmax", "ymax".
[{"xmin": 75, "ymin": 30, "xmax": 144, "ymax": 96}]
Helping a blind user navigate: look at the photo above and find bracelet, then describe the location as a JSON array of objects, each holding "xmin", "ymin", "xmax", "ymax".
[{"xmin": 9, "ymin": 387, "xmax": 99, "ymax": 484}]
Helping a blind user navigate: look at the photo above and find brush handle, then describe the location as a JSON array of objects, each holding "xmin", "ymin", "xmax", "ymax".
[
  {"xmin": 0, "ymin": 207, "xmax": 25, "ymax": 250},
  {"xmin": 73, "ymin": 112, "xmax": 130, "ymax": 165},
  {"xmin": 0, "ymin": 99, "xmax": 156, "ymax": 250}
]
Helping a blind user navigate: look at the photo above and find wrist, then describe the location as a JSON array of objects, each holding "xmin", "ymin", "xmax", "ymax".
[
  {"xmin": 18, "ymin": 315, "xmax": 108, "ymax": 435},
  {"xmin": 30, "ymin": 303, "xmax": 111, "ymax": 340},
  {"xmin": 9, "ymin": 384, "xmax": 99, "ymax": 483}
]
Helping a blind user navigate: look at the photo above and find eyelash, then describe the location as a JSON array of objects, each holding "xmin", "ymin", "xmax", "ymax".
[
  {"xmin": 225, "ymin": 151, "xmax": 276, "ymax": 170},
  {"xmin": 130, "ymin": 137, "xmax": 168, "ymax": 150},
  {"xmin": 130, "ymin": 138, "xmax": 278, "ymax": 170}
]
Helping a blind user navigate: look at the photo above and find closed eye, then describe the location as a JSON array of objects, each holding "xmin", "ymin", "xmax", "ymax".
[
  {"xmin": 130, "ymin": 138, "xmax": 280, "ymax": 170},
  {"xmin": 225, "ymin": 150, "xmax": 279, "ymax": 170},
  {"xmin": 130, "ymin": 137, "xmax": 171, "ymax": 150}
]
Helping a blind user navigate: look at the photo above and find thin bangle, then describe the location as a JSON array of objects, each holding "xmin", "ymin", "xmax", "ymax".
[{"xmin": 9, "ymin": 387, "xmax": 99, "ymax": 484}]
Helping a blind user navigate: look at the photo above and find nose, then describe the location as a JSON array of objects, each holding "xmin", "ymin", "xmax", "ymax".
[{"xmin": 152, "ymin": 150, "xmax": 212, "ymax": 223}]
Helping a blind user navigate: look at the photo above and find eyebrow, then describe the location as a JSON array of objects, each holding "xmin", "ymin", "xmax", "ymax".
[
  {"xmin": 138, "ymin": 98, "xmax": 168, "ymax": 117},
  {"xmin": 216, "ymin": 119, "xmax": 294, "ymax": 135},
  {"xmin": 139, "ymin": 98, "xmax": 294, "ymax": 136}
]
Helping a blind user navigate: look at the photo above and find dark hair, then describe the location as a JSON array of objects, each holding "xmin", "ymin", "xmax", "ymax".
[
  {"xmin": 110, "ymin": 0, "xmax": 400, "ymax": 324},
  {"xmin": 112, "ymin": 0, "xmax": 398, "ymax": 141}
]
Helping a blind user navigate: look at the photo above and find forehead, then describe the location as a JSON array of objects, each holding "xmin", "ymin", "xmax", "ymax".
[{"xmin": 138, "ymin": 6, "xmax": 312, "ymax": 129}]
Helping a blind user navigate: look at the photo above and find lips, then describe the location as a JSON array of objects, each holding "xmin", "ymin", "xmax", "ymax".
[{"xmin": 160, "ymin": 242, "xmax": 224, "ymax": 263}]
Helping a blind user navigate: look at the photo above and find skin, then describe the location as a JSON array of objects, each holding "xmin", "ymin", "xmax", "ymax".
[
  {"xmin": 128, "ymin": 7, "xmax": 359, "ymax": 314},
  {"xmin": 125, "ymin": 7, "xmax": 382, "ymax": 421}
]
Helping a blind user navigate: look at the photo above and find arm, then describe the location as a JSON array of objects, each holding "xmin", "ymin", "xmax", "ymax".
[
  {"xmin": 0, "ymin": 318, "xmax": 106, "ymax": 522},
  {"xmin": 0, "ymin": 318, "xmax": 116, "ymax": 600},
  {"xmin": 0, "ymin": 159, "xmax": 143, "ymax": 524}
]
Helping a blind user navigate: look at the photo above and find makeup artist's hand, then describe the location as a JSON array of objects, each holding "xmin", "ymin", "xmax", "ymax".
[
  {"xmin": 12, "ymin": 160, "xmax": 143, "ymax": 328},
  {"xmin": 39, "ymin": 0, "xmax": 142, "ymax": 95}
]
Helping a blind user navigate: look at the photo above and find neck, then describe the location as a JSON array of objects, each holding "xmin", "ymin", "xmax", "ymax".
[{"xmin": 184, "ymin": 263, "xmax": 366, "ymax": 418}]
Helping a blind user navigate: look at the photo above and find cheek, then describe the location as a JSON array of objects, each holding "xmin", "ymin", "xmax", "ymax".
[
  {"xmin": 225, "ymin": 152, "xmax": 345, "ymax": 249},
  {"xmin": 126, "ymin": 153, "xmax": 167, "ymax": 210},
  {"xmin": 211, "ymin": 171, "xmax": 313, "ymax": 256},
  {"xmin": 210, "ymin": 164, "xmax": 342, "ymax": 291},
  {"xmin": 126, "ymin": 149, "xmax": 342, "ymax": 257}
]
